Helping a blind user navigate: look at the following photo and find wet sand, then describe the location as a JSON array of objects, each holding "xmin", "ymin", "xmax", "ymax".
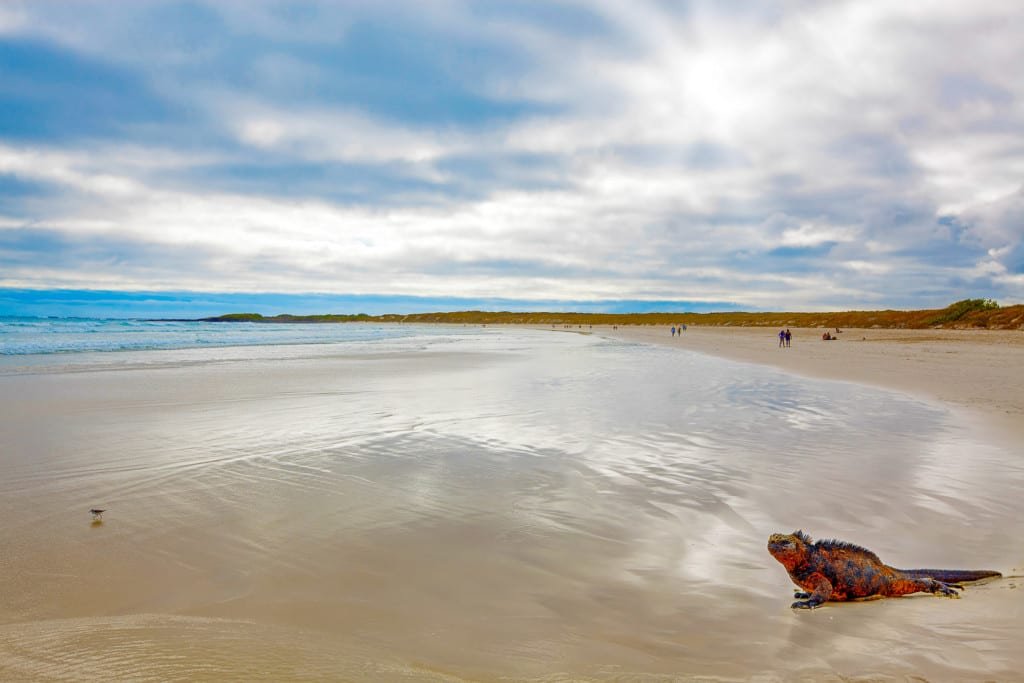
[
  {"xmin": 2, "ymin": 327, "xmax": 1023, "ymax": 681},
  {"xmin": 601, "ymin": 325, "xmax": 1024, "ymax": 443}
]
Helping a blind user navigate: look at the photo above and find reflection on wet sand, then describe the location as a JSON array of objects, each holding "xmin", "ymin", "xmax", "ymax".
[{"xmin": 1, "ymin": 329, "xmax": 1021, "ymax": 680}]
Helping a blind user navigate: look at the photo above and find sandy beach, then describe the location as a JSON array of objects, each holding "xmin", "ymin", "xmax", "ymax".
[
  {"xmin": 601, "ymin": 325, "xmax": 1024, "ymax": 443},
  {"xmin": 1, "ymin": 323, "xmax": 1022, "ymax": 681}
]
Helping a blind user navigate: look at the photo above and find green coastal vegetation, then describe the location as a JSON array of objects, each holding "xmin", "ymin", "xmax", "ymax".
[{"xmin": 201, "ymin": 299, "xmax": 1023, "ymax": 330}]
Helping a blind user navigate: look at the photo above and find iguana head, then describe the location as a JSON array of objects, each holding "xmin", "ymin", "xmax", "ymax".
[{"xmin": 767, "ymin": 530, "xmax": 812, "ymax": 570}]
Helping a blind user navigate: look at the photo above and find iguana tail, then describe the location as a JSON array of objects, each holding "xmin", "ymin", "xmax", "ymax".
[{"xmin": 900, "ymin": 568, "xmax": 1001, "ymax": 583}]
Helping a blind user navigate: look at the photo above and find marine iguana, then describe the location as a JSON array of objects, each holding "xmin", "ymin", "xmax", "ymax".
[{"xmin": 768, "ymin": 530, "xmax": 1001, "ymax": 609}]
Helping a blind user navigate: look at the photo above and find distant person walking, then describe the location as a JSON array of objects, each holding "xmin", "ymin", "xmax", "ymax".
[
  {"xmin": 778, "ymin": 329, "xmax": 785, "ymax": 348},
  {"xmin": 785, "ymin": 329, "xmax": 791, "ymax": 347},
  {"xmin": 671, "ymin": 326, "xmax": 676, "ymax": 337}
]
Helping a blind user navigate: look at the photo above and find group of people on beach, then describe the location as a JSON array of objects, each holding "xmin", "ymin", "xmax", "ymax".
[
  {"xmin": 670, "ymin": 324, "xmax": 686, "ymax": 337},
  {"xmin": 778, "ymin": 329, "xmax": 792, "ymax": 347}
]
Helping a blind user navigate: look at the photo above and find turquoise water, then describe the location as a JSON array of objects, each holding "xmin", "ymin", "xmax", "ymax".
[
  {"xmin": 0, "ymin": 317, "xmax": 490, "ymax": 376},
  {"xmin": 0, "ymin": 316, "xmax": 430, "ymax": 355}
]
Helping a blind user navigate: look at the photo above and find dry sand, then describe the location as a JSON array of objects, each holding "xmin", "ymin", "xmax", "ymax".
[{"xmin": 600, "ymin": 325, "xmax": 1024, "ymax": 442}]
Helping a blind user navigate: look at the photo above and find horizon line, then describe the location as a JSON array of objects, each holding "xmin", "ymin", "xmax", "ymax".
[
  {"xmin": 0, "ymin": 287, "xmax": 750, "ymax": 319},
  {"xmin": 0, "ymin": 288, "xmax": 1007, "ymax": 320}
]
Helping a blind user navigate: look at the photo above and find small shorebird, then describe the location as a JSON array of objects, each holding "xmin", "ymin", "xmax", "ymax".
[{"xmin": 90, "ymin": 508, "xmax": 106, "ymax": 521}]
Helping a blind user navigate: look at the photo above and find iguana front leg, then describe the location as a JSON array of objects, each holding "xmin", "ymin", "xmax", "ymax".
[{"xmin": 792, "ymin": 574, "xmax": 832, "ymax": 609}]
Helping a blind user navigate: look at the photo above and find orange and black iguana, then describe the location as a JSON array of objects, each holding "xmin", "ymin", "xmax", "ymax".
[{"xmin": 768, "ymin": 530, "xmax": 1001, "ymax": 609}]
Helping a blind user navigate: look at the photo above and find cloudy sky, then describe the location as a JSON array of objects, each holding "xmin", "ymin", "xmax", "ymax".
[{"xmin": 1, "ymin": 1, "xmax": 1022, "ymax": 315}]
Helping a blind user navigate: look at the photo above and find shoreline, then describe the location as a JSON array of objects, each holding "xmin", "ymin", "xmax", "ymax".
[{"xmin": 593, "ymin": 325, "xmax": 1024, "ymax": 443}]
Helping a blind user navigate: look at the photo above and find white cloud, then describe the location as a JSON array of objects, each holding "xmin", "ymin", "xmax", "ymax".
[
  {"xmin": 231, "ymin": 106, "xmax": 454, "ymax": 165},
  {"xmin": 779, "ymin": 223, "xmax": 858, "ymax": 248},
  {"xmin": 958, "ymin": 187, "xmax": 1024, "ymax": 252},
  {"xmin": 2, "ymin": 1, "xmax": 1023, "ymax": 307},
  {"xmin": 840, "ymin": 260, "xmax": 892, "ymax": 275},
  {"xmin": 0, "ymin": 5, "xmax": 27, "ymax": 35}
]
